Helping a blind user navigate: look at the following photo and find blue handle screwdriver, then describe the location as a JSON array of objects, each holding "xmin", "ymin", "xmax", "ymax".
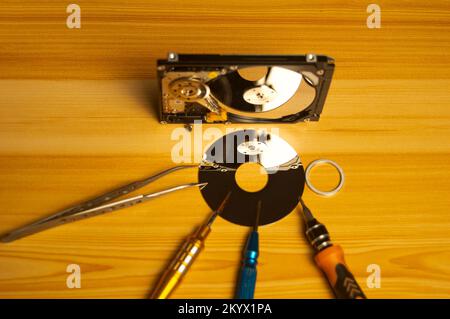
[{"xmin": 235, "ymin": 200, "xmax": 261, "ymax": 299}]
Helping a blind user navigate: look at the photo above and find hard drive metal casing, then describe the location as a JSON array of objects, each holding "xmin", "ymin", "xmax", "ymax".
[{"xmin": 157, "ymin": 54, "xmax": 335, "ymax": 124}]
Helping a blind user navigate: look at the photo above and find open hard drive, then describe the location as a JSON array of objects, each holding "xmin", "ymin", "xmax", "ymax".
[{"xmin": 157, "ymin": 53, "xmax": 334, "ymax": 123}]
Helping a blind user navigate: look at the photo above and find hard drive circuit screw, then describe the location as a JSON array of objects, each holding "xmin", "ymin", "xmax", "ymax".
[
  {"xmin": 306, "ymin": 53, "xmax": 317, "ymax": 63},
  {"xmin": 160, "ymin": 121, "xmax": 167, "ymax": 124},
  {"xmin": 230, "ymin": 65, "xmax": 238, "ymax": 71},
  {"xmin": 316, "ymin": 69, "xmax": 324, "ymax": 75},
  {"xmin": 167, "ymin": 52, "xmax": 179, "ymax": 62},
  {"xmin": 157, "ymin": 65, "xmax": 166, "ymax": 71}
]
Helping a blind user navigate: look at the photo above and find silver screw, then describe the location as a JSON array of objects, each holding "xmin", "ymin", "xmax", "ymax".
[
  {"xmin": 306, "ymin": 53, "xmax": 317, "ymax": 63},
  {"xmin": 167, "ymin": 52, "xmax": 178, "ymax": 62}
]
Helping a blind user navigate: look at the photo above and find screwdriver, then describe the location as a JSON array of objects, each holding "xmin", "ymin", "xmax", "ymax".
[
  {"xmin": 151, "ymin": 192, "xmax": 231, "ymax": 299},
  {"xmin": 299, "ymin": 199, "xmax": 366, "ymax": 299},
  {"xmin": 235, "ymin": 200, "xmax": 261, "ymax": 299}
]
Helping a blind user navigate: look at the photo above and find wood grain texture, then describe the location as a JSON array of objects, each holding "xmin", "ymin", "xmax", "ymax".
[{"xmin": 0, "ymin": 0, "xmax": 450, "ymax": 298}]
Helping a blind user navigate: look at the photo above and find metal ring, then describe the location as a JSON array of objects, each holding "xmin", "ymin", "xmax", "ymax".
[{"xmin": 305, "ymin": 159, "xmax": 345, "ymax": 197}]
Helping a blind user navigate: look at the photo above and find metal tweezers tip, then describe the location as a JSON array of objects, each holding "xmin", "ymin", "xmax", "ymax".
[{"xmin": 198, "ymin": 182, "xmax": 208, "ymax": 190}]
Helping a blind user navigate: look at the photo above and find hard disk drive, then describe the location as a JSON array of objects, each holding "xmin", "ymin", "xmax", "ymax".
[{"xmin": 157, "ymin": 53, "xmax": 334, "ymax": 124}]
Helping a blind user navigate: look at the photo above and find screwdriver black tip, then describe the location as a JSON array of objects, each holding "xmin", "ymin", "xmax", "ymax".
[
  {"xmin": 254, "ymin": 200, "xmax": 262, "ymax": 232},
  {"xmin": 299, "ymin": 198, "xmax": 314, "ymax": 222}
]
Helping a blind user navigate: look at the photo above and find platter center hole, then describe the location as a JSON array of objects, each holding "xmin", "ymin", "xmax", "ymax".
[{"xmin": 235, "ymin": 162, "xmax": 268, "ymax": 192}]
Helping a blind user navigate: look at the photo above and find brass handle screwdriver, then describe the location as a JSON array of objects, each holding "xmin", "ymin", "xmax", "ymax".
[{"xmin": 151, "ymin": 192, "xmax": 231, "ymax": 299}]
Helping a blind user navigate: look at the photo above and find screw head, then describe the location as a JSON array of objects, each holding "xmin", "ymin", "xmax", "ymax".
[
  {"xmin": 306, "ymin": 53, "xmax": 317, "ymax": 63},
  {"xmin": 167, "ymin": 52, "xmax": 179, "ymax": 62}
]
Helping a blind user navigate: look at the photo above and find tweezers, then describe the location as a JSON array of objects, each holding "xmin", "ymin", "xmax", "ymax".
[{"xmin": 1, "ymin": 165, "xmax": 206, "ymax": 243}]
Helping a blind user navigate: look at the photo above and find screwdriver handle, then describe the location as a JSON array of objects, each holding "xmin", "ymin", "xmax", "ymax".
[
  {"xmin": 236, "ymin": 265, "xmax": 257, "ymax": 299},
  {"xmin": 314, "ymin": 245, "xmax": 366, "ymax": 299},
  {"xmin": 151, "ymin": 226, "xmax": 209, "ymax": 299},
  {"xmin": 235, "ymin": 231, "xmax": 259, "ymax": 299}
]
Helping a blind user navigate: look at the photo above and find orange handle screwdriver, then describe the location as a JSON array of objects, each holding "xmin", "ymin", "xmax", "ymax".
[{"xmin": 300, "ymin": 199, "xmax": 366, "ymax": 299}]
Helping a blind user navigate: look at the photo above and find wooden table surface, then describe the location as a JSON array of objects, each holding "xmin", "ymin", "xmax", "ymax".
[{"xmin": 1, "ymin": 0, "xmax": 449, "ymax": 298}]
